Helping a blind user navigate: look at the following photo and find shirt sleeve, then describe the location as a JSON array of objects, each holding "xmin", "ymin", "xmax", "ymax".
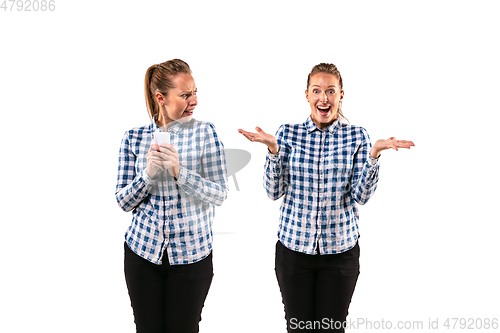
[
  {"xmin": 175, "ymin": 122, "xmax": 228, "ymax": 206},
  {"xmin": 263, "ymin": 125, "xmax": 290, "ymax": 200},
  {"xmin": 115, "ymin": 131, "xmax": 157, "ymax": 212},
  {"xmin": 350, "ymin": 127, "xmax": 380, "ymax": 205}
]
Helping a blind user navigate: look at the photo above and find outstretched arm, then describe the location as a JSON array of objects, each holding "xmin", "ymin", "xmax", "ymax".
[
  {"xmin": 238, "ymin": 127, "xmax": 279, "ymax": 154},
  {"xmin": 370, "ymin": 137, "xmax": 415, "ymax": 158},
  {"xmin": 238, "ymin": 126, "xmax": 289, "ymax": 200},
  {"xmin": 350, "ymin": 133, "xmax": 415, "ymax": 205}
]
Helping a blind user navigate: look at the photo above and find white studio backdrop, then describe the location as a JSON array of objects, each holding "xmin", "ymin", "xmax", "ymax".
[{"xmin": 1, "ymin": 1, "xmax": 499, "ymax": 332}]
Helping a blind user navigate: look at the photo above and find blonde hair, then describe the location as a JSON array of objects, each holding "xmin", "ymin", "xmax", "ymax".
[
  {"xmin": 307, "ymin": 63, "xmax": 348, "ymax": 123},
  {"xmin": 144, "ymin": 59, "xmax": 191, "ymax": 121}
]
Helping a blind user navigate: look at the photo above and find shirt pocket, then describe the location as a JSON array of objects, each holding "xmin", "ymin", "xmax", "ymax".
[
  {"xmin": 327, "ymin": 145, "xmax": 355, "ymax": 193},
  {"xmin": 329, "ymin": 144, "xmax": 354, "ymax": 169},
  {"xmin": 288, "ymin": 146, "xmax": 314, "ymax": 188}
]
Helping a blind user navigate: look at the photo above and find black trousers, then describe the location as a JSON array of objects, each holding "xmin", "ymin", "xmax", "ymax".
[
  {"xmin": 275, "ymin": 240, "xmax": 360, "ymax": 333},
  {"xmin": 124, "ymin": 243, "xmax": 213, "ymax": 333}
]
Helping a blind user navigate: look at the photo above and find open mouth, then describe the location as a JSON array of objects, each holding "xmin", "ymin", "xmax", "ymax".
[{"xmin": 317, "ymin": 106, "xmax": 331, "ymax": 116}]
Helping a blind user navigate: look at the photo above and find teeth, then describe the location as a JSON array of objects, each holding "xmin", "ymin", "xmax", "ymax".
[{"xmin": 318, "ymin": 106, "xmax": 330, "ymax": 110}]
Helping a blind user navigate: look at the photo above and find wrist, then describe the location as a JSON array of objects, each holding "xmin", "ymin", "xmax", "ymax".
[
  {"xmin": 268, "ymin": 143, "xmax": 279, "ymax": 155},
  {"xmin": 170, "ymin": 165, "xmax": 180, "ymax": 180},
  {"xmin": 370, "ymin": 150, "xmax": 381, "ymax": 159},
  {"xmin": 146, "ymin": 167, "xmax": 159, "ymax": 182}
]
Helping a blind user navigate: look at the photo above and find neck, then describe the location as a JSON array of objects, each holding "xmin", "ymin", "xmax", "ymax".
[{"xmin": 156, "ymin": 112, "xmax": 172, "ymax": 129}]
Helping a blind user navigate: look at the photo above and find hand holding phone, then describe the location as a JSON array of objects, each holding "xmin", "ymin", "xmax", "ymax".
[{"xmin": 147, "ymin": 131, "xmax": 171, "ymax": 178}]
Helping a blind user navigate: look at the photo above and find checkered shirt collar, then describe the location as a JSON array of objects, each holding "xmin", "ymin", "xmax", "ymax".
[
  {"xmin": 151, "ymin": 118, "xmax": 196, "ymax": 134},
  {"xmin": 304, "ymin": 116, "xmax": 341, "ymax": 134}
]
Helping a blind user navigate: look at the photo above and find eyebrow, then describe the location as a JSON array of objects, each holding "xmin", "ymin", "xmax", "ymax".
[{"xmin": 311, "ymin": 85, "xmax": 337, "ymax": 88}]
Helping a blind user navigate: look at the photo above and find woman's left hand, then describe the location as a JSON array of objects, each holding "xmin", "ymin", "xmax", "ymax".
[
  {"xmin": 370, "ymin": 137, "xmax": 415, "ymax": 159},
  {"xmin": 147, "ymin": 144, "xmax": 181, "ymax": 179}
]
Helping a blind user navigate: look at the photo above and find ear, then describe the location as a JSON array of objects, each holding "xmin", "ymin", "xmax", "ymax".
[
  {"xmin": 339, "ymin": 90, "xmax": 345, "ymax": 102},
  {"xmin": 155, "ymin": 91, "xmax": 165, "ymax": 105},
  {"xmin": 305, "ymin": 89, "xmax": 309, "ymax": 102}
]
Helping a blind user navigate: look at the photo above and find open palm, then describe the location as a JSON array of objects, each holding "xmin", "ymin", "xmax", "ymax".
[
  {"xmin": 238, "ymin": 127, "xmax": 279, "ymax": 154},
  {"xmin": 371, "ymin": 137, "xmax": 415, "ymax": 158}
]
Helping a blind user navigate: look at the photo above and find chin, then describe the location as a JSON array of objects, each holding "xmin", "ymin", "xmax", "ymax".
[
  {"xmin": 179, "ymin": 115, "xmax": 192, "ymax": 123},
  {"xmin": 316, "ymin": 114, "xmax": 333, "ymax": 123}
]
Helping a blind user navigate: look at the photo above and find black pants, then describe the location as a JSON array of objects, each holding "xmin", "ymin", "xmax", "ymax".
[
  {"xmin": 275, "ymin": 240, "xmax": 360, "ymax": 332},
  {"xmin": 124, "ymin": 243, "xmax": 213, "ymax": 333}
]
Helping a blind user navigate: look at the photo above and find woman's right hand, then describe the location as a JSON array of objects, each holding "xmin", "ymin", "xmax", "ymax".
[
  {"xmin": 146, "ymin": 144, "xmax": 164, "ymax": 179},
  {"xmin": 238, "ymin": 127, "xmax": 279, "ymax": 154}
]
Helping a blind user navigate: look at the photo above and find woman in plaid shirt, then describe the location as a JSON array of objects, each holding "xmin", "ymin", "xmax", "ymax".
[
  {"xmin": 239, "ymin": 63, "xmax": 414, "ymax": 332},
  {"xmin": 116, "ymin": 59, "xmax": 228, "ymax": 333}
]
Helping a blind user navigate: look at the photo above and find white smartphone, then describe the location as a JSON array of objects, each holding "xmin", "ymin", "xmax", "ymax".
[{"xmin": 153, "ymin": 131, "xmax": 170, "ymax": 145}]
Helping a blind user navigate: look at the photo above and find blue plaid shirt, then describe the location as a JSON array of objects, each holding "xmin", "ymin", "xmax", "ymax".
[
  {"xmin": 116, "ymin": 118, "xmax": 228, "ymax": 265},
  {"xmin": 264, "ymin": 117, "xmax": 380, "ymax": 255}
]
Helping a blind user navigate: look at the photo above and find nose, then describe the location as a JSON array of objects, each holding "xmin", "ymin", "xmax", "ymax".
[
  {"xmin": 322, "ymin": 92, "xmax": 328, "ymax": 103},
  {"xmin": 190, "ymin": 94, "xmax": 198, "ymax": 106}
]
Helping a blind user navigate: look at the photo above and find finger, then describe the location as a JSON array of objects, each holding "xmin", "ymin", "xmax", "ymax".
[
  {"xmin": 153, "ymin": 158, "xmax": 178, "ymax": 169},
  {"xmin": 158, "ymin": 144, "xmax": 178, "ymax": 155},
  {"xmin": 250, "ymin": 135, "xmax": 265, "ymax": 143},
  {"xmin": 238, "ymin": 129, "xmax": 254, "ymax": 135},
  {"xmin": 255, "ymin": 126, "xmax": 265, "ymax": 134},
  {"xmin": 147, "ymin": 151, "xmax": 160, "ymax": 161},
  {"xmin": 401, "ymin": 140, "xmax": 415, "ymax": 147},
  {"xmin": 149, "ymin": 144, "xmax": 159, "ymax": 152},
  {"xmin": 149, "ymin": 152, "xmax": 168, "ymax": 164},
  {"xmin": 247, "ymin": 134, "xmax": 258, "ymax": 142},
  {"xmin": 148, "ymin": 150, "xmax": 166, "ymax": 159},
  {"xmin": 151, "ymin": 159, "xmax": 166, "ymax": 171},
  {"xmin": 152, "ymin": 158, "xmax": 171, "ymax": 166},
  {"xmin": 239, "ymin": 129, "xmax": 259, "ymax": 138},
  {"xmin": 157, "ymin": 147, "xmax": 173, "ymax": 156},
  {"xmin": 158, "ymin": 143, "xmax": 175, "ymax": 150},
  {"xmin": 388, "ymin": 137, "xmax": 396, "ymax": 141},
  {"xmin": 395, "ymin": 140, "xmax": 415, "ymax": 148},
  {"xmin": 240, "ymin": 132, "xmax": 256, "ymax": 141}
]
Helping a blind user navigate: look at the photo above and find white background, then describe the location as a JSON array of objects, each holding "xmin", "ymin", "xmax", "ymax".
[{"xmin": 1, "ymin": 1, "xmax": 499, "ymax": 332}]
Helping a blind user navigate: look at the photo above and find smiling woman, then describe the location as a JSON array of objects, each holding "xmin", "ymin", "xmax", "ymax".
[
  {"xmin": 238, "ymin": 62, "xmax": 414, "ymax": 333},
  {"xmin": 306, "ymin": 63, "xmax": 347, "ymax": 127}
]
